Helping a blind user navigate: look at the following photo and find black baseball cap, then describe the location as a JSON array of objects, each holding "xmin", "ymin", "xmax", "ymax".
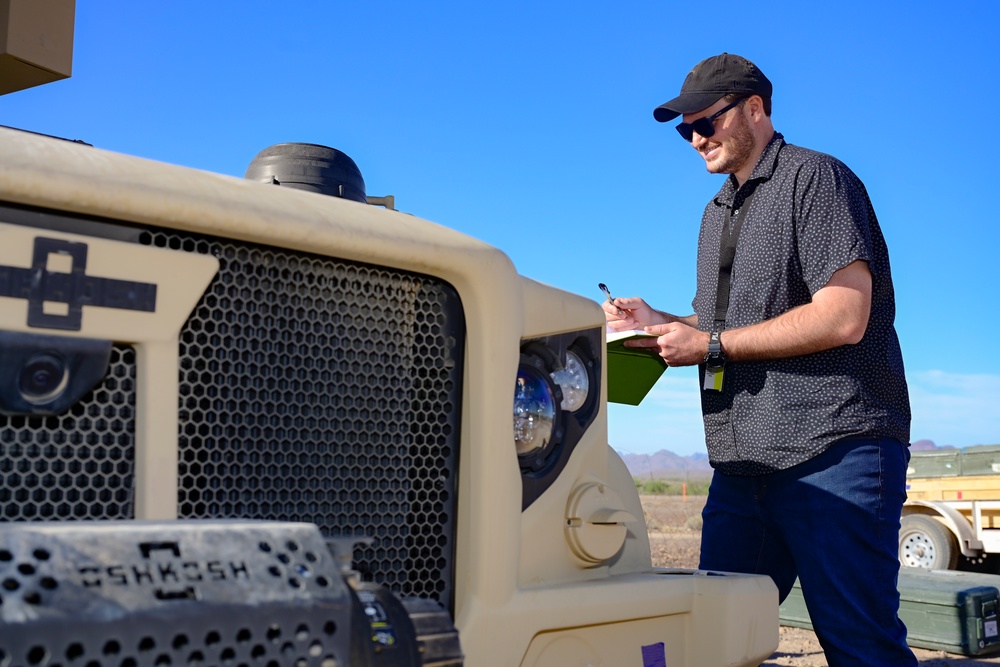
[{"xmin": 653, "ymin": 53, "xmax": 772, "ymax": 123}]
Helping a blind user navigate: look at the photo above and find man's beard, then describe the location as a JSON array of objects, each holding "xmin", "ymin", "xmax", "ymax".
[{"xmin": 709, "ymin": 109, "xmax": 756, "ymax": 176}]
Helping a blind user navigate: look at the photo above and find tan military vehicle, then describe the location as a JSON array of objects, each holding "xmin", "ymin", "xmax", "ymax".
[{"xmin": 0, "ymin": 5, "xmax": 777, "ymax": 665}]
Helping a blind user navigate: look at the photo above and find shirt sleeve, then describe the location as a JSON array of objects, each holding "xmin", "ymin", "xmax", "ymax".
[{"xmin": 793, "ymin": 157, "xmax": 876, "ymax": 295}]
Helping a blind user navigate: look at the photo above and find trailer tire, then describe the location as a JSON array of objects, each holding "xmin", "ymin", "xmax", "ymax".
[{"xmin": 899, "ymin": 514, "xmax": 959, "ymax": 570}]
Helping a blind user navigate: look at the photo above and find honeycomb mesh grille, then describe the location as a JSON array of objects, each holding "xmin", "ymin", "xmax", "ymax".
[
  {"xmin": 0, "ymin": 346, "xmax": 137, "ymax": 521},
  {"xmin": 140, "ymin": 229, "xmax": 465, "ymax": 605},
  {"xmin": 0, "ymin": 617, "xmax": 344, "ymax": 667}
]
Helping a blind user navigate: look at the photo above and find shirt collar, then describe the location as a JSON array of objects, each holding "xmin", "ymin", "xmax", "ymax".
[{"xmin": 712, "ymin": 131, "xmax": 785, "ymax": 206}]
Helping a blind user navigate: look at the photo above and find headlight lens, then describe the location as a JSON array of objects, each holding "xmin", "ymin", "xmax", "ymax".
[
  {"xmin": 514, "ymin": 329, "xmax": 601, "ymax": 510},
  {"xmin": 513, "ymin": 365, "xmax": 556, "ymax": 458},
  {"xmin": 550, "ymin": 350, "xmax": 589, "ymax": 412}
]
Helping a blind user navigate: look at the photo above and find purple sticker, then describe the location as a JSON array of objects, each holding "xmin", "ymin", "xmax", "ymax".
[{"xmin": 641, "ymin": 642, "xmax": 666, "ymax": 667}]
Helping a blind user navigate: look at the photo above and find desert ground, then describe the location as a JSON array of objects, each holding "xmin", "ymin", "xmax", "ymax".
[{"xmin": 640, "ymin": 494, "xmax": 1000, "ymax": 667}]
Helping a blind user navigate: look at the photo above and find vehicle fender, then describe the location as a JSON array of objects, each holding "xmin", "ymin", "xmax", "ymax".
[{"xmin": 903, "ymin": 500, "xmax": 983, "ymax": 556}]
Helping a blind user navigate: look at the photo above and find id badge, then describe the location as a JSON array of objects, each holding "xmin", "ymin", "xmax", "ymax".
[{"xmin": 704, "ymin": 366, "xmax": 724, "ymax": 392}]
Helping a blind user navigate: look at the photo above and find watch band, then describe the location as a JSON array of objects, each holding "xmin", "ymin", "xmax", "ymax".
[{"xmin": 705, "ymin": 330, "xmax": 725, "ymax": 368}]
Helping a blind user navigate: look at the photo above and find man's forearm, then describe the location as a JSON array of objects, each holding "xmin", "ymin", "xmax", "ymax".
[
  {"xmin": 720, "ymin": 260, "xmax": 872, "ymax": 362},
  {"xmin": 722, "ymin": 303, "xmax": 856, "ymax": 361}
]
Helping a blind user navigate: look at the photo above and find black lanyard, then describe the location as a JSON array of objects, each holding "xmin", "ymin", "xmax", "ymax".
[{"xmin": 713, "ymin": 183, "xmax": 759, "ymax": 329}]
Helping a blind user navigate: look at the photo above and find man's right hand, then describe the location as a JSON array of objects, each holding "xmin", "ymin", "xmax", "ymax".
[{"xmin": 602, "ymin": 296, "xmax": 666, "ymax": 331}]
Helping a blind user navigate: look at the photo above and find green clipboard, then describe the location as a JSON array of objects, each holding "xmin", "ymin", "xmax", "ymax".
[{"xmin": 605, "ymin": 330, "xmax": 668, "ymax": 405}]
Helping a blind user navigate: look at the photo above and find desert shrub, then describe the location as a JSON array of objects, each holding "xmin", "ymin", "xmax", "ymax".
[
  {"xmin": 640, "ymin": 479, "xmax": 669, "ymax": 495},
  {"xmin": 634, "ymin": 476, "xmax": 711, "ymax": 496},
  {"xmin": 685, "ymin": 514, "xmax": 703, "ymax": 531},
  {"xmin": 685, "ymin": 479, "xmax": 711, "ymax": 495}
]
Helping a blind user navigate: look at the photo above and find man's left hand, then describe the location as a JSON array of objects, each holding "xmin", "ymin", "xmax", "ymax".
[{"xmin": 625, "ymin": 322, "xmax": 709, "ymax": 367}]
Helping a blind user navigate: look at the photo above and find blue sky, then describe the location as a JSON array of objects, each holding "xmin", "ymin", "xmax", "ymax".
[{"xmin": 3, "ymin": 2, "xmax": 998, "ymax": 456}]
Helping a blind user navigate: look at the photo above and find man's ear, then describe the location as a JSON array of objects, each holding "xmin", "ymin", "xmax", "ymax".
[{"xmin": 745, "ymin": 95, "xmax": 765, "ymax": 120}]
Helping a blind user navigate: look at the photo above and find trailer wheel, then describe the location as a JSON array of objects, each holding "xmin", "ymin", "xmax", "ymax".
[{"xmin": 899, "ymin": 514, "xmax": 959, "ymax": 570}]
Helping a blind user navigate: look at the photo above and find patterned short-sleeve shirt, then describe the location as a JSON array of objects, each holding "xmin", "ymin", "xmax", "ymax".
[{"xmin": 693, "ymin": 133, "xmax": 910, "ymax": 475}]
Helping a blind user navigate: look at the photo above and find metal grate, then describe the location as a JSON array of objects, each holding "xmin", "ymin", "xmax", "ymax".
[
  {"xmin": 140, "ymin": 229, "xmax": 465, "ymax": 607},
  {"xmin": 0, "ymin": 616, "xmax": 343, "ymax": 667},
  {"xmin": 0, "ymin": 345, "xmax": 137, "ymax": 521}
]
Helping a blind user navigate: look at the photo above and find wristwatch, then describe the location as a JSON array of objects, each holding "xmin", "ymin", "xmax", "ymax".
[{"xmin": 705, "ymin": 331, "xmax": 726, "ymax": 369}]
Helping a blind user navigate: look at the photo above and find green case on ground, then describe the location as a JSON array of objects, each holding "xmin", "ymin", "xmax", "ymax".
[
  {"xmin": 779, "ymin": 570, "xmax": 1000, "ymax": 656},
  {"xmin": 605, "ymin": 331, "xmax": 667, "ymax": 406}
]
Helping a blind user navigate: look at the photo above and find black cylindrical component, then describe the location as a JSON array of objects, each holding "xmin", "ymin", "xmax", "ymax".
[
  {"xmin": 244, "ymin": 142, "xmax": 366, "ymax": 203},
  {"xmin": 349, "ymin": 583, "xmax": 422, "ymax": 666}
]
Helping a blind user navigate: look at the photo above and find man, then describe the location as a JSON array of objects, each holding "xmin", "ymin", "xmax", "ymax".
[{"xmin": 604, "ymin": 54, "xmax": 915, "ymax": 666}]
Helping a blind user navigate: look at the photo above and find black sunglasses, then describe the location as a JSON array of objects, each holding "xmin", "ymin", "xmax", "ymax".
[{"xmin": 675, "ymin": 98, "xmax": 746, "ymax": 142}]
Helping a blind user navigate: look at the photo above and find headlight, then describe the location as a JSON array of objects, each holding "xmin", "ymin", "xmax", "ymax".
[
  {"xmin": 514, "ymin": 330, "xmax": 601, "ymax": 510},
  {"xmin": 550, "ymin": 350, "xmax": 589, "ymax": 412},
  {"xmin": 513, "ymin": 364, "xmax": 557, "ymax": 458}
]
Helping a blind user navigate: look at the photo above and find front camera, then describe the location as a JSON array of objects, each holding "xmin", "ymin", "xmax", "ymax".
[
  {"xmin": 0, "ymin": 331, "xmax": 112, "ymax": 416},
  {"xmin": 18, "ymin": 354, "xmax": 70, "ymax": 404}
]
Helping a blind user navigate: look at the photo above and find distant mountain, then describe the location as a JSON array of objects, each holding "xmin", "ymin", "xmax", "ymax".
[
  {"xmin": 911, "ymin": 439, "xmax": 950, "ymax": 451},
  {"xmin": 618, "ymin": 440, "xmax": 979, "ymax": 478},
  {"xmin": 617, "ymin": 448, "xmax": 713, "ymax": 479},
  {"xmin": 910, "ymin": 440, "xmax": 1000, "ymax": 452}
]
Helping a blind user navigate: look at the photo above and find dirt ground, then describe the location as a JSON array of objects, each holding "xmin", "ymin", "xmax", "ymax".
[{"xmin": 640, "ymin": 494, "xmax": 1000, "ymax": 667}]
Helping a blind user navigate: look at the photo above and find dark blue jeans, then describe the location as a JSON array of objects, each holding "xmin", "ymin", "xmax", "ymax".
[{"xmin": 699, "ymin": 436, "xmax": 917, "ymax": 667}]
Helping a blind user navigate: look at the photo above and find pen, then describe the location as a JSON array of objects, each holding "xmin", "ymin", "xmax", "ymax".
[{"xmin": 598, "ymin": 283, "xmax": 622, "ymax": 315}]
